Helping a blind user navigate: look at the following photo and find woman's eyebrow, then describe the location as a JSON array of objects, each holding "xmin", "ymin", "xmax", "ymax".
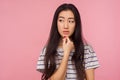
[
  {"xmin": 58, "ymin": 16, "xmax": 75, "ymax": 20},
  {"xmin": 58, "ymin": 16, "xmax": 65, "ymax": 19},
  {"xmin": 68, "ymin": 17, "xmax": 75, "ymax": 20}
]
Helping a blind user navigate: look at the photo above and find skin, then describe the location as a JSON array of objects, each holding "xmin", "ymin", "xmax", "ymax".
[{"xmin": 50, "ymin": 10, "xmax": 95, "ymax": 80}]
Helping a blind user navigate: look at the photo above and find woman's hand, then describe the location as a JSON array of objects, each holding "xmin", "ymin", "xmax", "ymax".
[{"xmin": 62, "ymin": 36, "xmax": 74, "ymax": 55}]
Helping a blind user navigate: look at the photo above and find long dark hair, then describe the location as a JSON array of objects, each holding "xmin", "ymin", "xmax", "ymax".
[{"xmin": 42, "ymin": 3, "xmax": 86, "ymax": 80}]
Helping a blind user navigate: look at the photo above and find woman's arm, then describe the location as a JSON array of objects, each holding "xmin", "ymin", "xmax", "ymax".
[
  {"xmin": 49, "ymin": 51, "xmax": 70, "ymax": 80},
  {"xmin": 85, "ymin": 69, "xmax": 94, "ymax": 80},
  {"xmin": 49, "ymin": 37, "xmax": 74, "ymax": 80}
]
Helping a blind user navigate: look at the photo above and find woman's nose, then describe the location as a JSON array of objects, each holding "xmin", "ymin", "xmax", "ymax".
[{"xmin": 64, "ymin": 21, "xmax": 68, "ymax": 29}]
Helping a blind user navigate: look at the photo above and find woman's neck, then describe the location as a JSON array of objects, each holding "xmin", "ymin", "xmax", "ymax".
[{"xmin": 58, "ymin": 39, "xmax": 63, "ymax": 48}]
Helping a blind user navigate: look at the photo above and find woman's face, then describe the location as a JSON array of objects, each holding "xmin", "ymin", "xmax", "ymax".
[{"xmin": 57, "ymin": 10, "xmax": 76, "ymax": 38}]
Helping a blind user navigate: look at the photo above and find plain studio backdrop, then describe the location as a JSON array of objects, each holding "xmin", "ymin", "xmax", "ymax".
[{"xmin": 0, "ymin": 0, "xmax": 120, "ymax": 80}]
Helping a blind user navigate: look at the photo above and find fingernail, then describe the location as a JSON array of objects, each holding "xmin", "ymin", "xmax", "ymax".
[{"xmin": 63, "ymin": 36, "xmax": 66, "ymax": 38}]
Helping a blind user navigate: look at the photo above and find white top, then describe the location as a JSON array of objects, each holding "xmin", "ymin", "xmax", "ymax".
[{"xmin": 36, "ymin": 45, "xmax": 100, "ymax": 80}]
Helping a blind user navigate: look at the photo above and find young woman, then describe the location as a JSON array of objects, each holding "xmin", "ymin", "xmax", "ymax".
[{"xmin": 36, "ymin": 3, "xmax": 100, "ymax": 80}]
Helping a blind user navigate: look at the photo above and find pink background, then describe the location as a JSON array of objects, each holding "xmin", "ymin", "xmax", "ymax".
[{"xmin": 0, "ymin": 0, "xmax": 120, "ymax": 80}]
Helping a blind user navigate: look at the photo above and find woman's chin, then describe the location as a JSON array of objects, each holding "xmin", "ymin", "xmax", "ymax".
[{"xmin": 62, "ymin": 34, "xmax": 70, "ymax": 37}]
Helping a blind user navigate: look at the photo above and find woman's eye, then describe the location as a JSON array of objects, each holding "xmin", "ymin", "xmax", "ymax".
[
  {"xmin": 69, "ymin": 20, "xmax": 75, "ymax": 23},
  {"xmin": 59, "ymin": 19, "xmax": 64, "ymax": 22}
]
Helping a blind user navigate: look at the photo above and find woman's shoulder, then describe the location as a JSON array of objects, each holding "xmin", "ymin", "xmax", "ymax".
[
  {"xmin": 84, "ymin": 43, "xmax": 93, "ymax": 49},
  {"xmin": 84, "ymin": 44, "xmax": 95, "ymax": 53}
]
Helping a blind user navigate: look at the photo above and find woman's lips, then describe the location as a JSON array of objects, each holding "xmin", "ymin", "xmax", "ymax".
[{"xmin": 63, "ymin": 31, "xmax": 69, "ymax": 35}]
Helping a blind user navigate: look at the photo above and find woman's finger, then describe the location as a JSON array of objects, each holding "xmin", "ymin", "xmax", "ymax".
[
  {"xmin": 63, "ymin": 37, "xmax": 66, "ymax": 44},
  {"xmin": 66, "ymin": 37, "xmax": 70, "ymax": 43}
]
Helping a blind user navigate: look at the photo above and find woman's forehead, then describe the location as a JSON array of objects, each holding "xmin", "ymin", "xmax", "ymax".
[{"xmin": 58, "ymin": 10, "xmax": 75, "ymax": 19}]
